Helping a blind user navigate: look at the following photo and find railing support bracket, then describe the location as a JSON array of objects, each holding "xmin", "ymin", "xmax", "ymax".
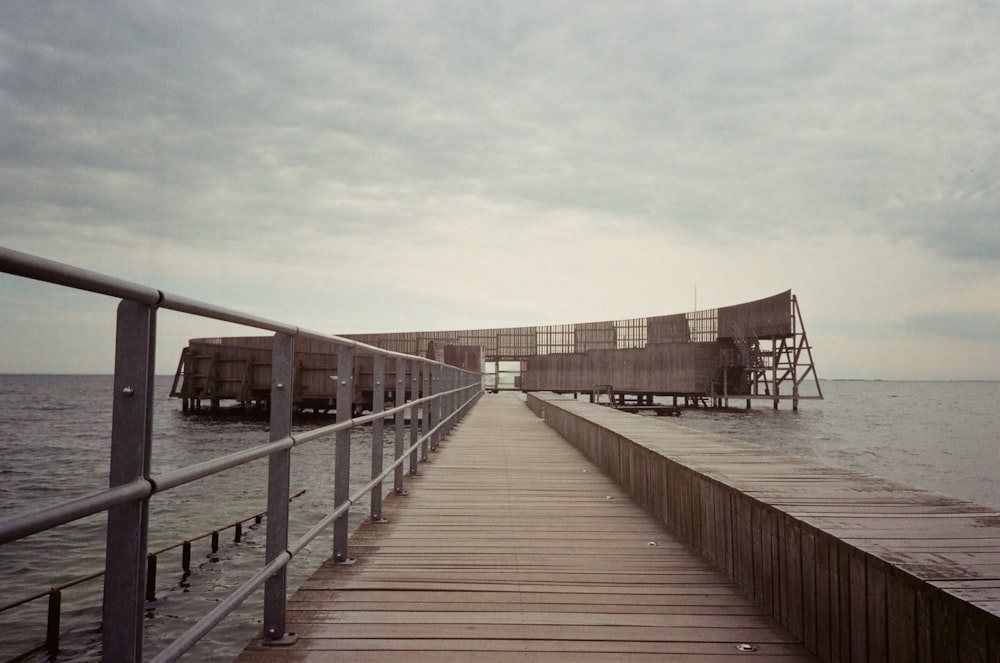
[{"xmin": 263, "ymin": 631, "xmax": 298, "ymax": 647}]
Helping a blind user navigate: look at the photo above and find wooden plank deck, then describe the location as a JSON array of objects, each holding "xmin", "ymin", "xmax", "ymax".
[
  {"xmin": 236, "ymin": 393, "xmax": 817, "ymax": 662},
  {"xmin": 534, "ymin": 393, "xmax": 1000, "ymax": 661}
]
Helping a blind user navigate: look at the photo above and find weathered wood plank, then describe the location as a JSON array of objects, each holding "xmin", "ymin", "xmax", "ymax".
[
  {"xmin": 235, "ymin": 394, "xmax": 817, "ymax": 662},
  {"xmin": 238, "ymin": 641, "xmax": 819, "ymax": 663},
  {"xmin": 533, "ymin": 392, "xmax": 1000, "ymax": 663}
]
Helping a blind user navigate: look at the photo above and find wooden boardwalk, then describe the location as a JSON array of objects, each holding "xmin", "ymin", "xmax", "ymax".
[{"xmin": 237, "ymin": 393, "xmax": 816, "ymax": 662}]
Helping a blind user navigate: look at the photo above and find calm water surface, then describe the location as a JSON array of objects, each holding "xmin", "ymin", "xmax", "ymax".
[
  {"xmin": 669, "ymin": 380, "xmax": 1000, "ymax": 510},
  {"xmin": 1, "ymin": 375, "xmax": 393, "ymax": 663},
  {"xmin": 1, "ymin": 376, "xmax": 998, "ymax": 662}
]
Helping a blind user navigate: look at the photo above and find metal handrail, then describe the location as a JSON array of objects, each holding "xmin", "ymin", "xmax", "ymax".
[
  {"xmin": 0, "ymin": 246, "xmax": 462, "ymax": 362},
  {"xmin": 0, "ymin": 246, "xmax": 483, "ymax": 663},
  {"xmin": 0, "ymin": 494, "xmax": 302, "ymax": 660},
  {"xmin": 0, "ymin": 479, "xmax": 153, "ymax": 545},
  {"xmin": 151, "ymin": 386, "xmax": 477, "ymax": 663}
]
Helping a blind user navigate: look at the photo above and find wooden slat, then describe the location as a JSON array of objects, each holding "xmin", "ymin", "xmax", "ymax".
[
  {"xmin": 536, "ymin": 392, "xmax": 1000, "ymax": 662},
  {"xmin": 236, "ymin": 394, "xmax": 817, "ymax": 662}
]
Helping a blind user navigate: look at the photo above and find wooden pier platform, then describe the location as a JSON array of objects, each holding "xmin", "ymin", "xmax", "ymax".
[{"xmin": 236, "ymin": 393, "xmax": 816, "ymax": 662}]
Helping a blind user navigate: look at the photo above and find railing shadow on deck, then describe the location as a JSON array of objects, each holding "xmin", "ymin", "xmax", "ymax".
[{"xmin": 0, "ymin": 246, "xmax": 482, "ymax": 663}]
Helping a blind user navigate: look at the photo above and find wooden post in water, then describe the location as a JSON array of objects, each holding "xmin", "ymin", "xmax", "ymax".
[{"xmin": 46, "ymin": 588, "xmax": 61, "ymax": 657}]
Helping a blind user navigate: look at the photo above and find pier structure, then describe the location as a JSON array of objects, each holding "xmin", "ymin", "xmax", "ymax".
[
  {"xmin": 0, "ymin": 247, "xmax": 483, "ymax": 663},
  {"xmin": 172, "ymin": 290, "xmax": 823, "ymax": 413},
  {"xmin": 350, "ymin": 290, "xmax": 822, "ymax": 409},
  {"xmin": 7, "ymin": 247, "xmax": 997, "ymax": 663},
  {"xmin": 527, "ymin": 393, "xmax": 1000, "ymax": 662},
  {"xmin": 170, "ymin": 335, "xmax": 481, "ymax": 415},
  {"xmin": 235, "ymin": 393, "xmax": 1000, "ymax": 662},
  {"xmin": 236, "ymin": 393, "xmax": 820, "ymax": 662}
]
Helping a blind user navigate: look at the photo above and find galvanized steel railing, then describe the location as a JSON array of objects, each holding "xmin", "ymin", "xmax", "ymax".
[
  {"xmin": 0, "ymin": 495, "xmax": 297, "ymax": 660},
  {"xmin": 0, "ymin": 246, "xmax": 483, "ymax": 663}
]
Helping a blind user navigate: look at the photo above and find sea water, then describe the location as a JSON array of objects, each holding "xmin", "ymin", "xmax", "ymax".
[
  {"xmin": 671, "ymin": 380, "xmax": 1000, "ymax": 511},
  {"xmin": 0, "ymin": 374, "xmax": 394, "ymax": 663}
]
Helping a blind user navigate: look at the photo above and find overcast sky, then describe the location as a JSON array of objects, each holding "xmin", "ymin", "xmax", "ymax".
[{"xmin": 1, "ymin": 1, "xmax": 998, "ymax": 379}]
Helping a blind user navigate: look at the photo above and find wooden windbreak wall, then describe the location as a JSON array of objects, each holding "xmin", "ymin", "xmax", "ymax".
[
  {"xmin": 519, "ymin": 342, "xmax": 722, "ymax": 394},
  {"xmin": 527, "ymin": 392, "xmax": 1000, "ymax": 663},
  {"xmin": 717, "ymin": 289, "xmax": 792, "ymax": 339},
  {"xmin": 176, "ymin": 338, "xmax": 418, "ymax": 407},
  {"xmin": 346, "ymin": 290, "xmax": 797, "ymax": 361}
]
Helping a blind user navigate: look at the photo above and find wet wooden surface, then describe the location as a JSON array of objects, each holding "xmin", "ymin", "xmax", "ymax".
[{"xmin": 236, "ymin": 393, "xmax": 817, "ymax": 662}]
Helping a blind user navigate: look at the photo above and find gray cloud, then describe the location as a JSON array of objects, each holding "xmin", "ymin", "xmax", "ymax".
[
  {"xmin": 4, "ymin": 3, "xmax": 998, "ymax": 248},
  {"xmin": 2, "ymin": 1, "xmax": 1000, "ymax": 376},
  {"xmin": 903, "ymin": 310, "xmax": 1000, "ymax": 342}
]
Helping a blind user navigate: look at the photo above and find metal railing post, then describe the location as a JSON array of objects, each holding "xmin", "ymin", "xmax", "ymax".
[
  {"xmin": 333, "ymin": 345, "xmax": 355, "ymax": 564},
  {"xmin": 447, "ymin": 369, "xmax": 457, "ymax": 435},
  {"xmin": 459, "ymin": 373, "xmax": 466, "ymax": 418},
  {"xmin": 431, "ymin": 364, "xmax": 442, "ymax": 451},
  {"xmin": 370, "ymin": 354, "xmax": 387, "ymax": 522},
  {"xmin": 421, "ymin": 364, "xmax": 431, "ymax": 460},
  {"xmin": 102, "ymin": 299, "xmax": 156, "ymax": 663},
  {"xmin": 447, "ymin": 369, "xmax": 455, "ymax": 434},
  {"xmin": 444, "ymin": 368, "xmax": 450, "ymax": 434},
  {"xmin": 409, "ymin": 362, "xmax": 420, "ymax": 475},
  {"xmin": 263, "ymin": 332, "xmax": 296, "ymax": 645},
  {"xmin": 438, "ymin": 365, "xmax": 446, "ymax": 443},
  {"xmin": 394, "ymin": 357, "xmax": 406, "ymax": 494}
]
